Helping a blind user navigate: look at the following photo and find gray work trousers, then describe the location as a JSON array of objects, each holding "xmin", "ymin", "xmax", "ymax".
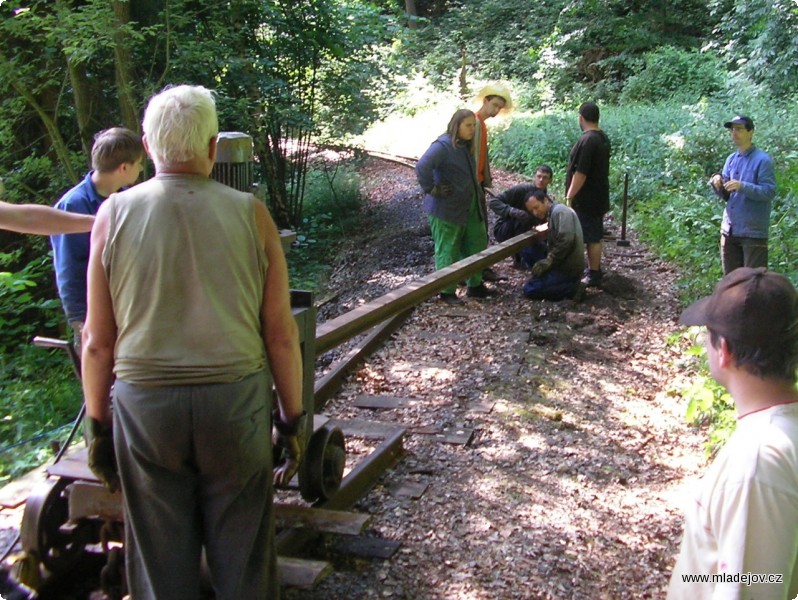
[
  {"xmin": 113, "ymin": 370, "xmax": 278, "ymax": 600},
  {"xmin": 721, "ymin": 233, "xmax": 768, "ymax": 275}
]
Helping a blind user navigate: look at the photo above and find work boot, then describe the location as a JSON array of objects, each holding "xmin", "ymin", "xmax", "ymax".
[
  {"xmin": 0, "ymin": 568, "xmax": 38, "ymax": 600},
  {"xmin": 581, "ymin": 269, "xmax": 603, "ymax": 288},
  {"xmin": 572, "ymin": 281, "xmax": 587, "ymax": 303},
  {"xmin": 440, "ymin": 292, "xmax": 464, "ymax": 305},
  {"xmin": 466, "ymin": 283, "xmax": 498, "ymax": 298}
]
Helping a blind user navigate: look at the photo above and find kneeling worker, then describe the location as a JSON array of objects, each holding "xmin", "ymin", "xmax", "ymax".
[{"xmin": 522, "ymin": 190, "xmax": 585, "ymax": 301}]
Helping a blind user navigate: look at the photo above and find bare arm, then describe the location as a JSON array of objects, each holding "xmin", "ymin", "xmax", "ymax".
[
  {"xmin": 565, "ymin": 171, "xmax": 587, "ymax": 205},
  {"xmin": 0, "ymin": 201, "xmax": 94, "ymax": 235},
  {"xmin": 256, "ymin": 201, "xmax": 303, "ymax": 424},
  {"xmin": 81, "ymin": 203, "xmax": 116, "ymax": 426}
]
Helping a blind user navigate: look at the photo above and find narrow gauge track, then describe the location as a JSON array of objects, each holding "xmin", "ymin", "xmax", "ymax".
[
  {"xmin": 3, "ymin": 155, "xmax": 706, "ymax": 599},
  {"xmin": 281, "ymin": 157, "xmax": 705, "ymax": 599}
]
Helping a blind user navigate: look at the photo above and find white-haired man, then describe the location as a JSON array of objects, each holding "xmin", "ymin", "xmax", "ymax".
[{"xmin": 82, "ymin": 85, "xmax": 303, "ymax": 599}]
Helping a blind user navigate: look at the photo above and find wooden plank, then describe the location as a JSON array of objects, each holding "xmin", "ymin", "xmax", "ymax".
[
  {"xmin": 414, "ymin": 427, "xmax": 475, "ymax": 445},
  {"xmin": 46, "ymin": 447, "xmax": 96, "ymax": 482},
  {"xmin": 439, "ymin": 427, "xmax": 475, "ymax": 446},
  {"xmin": 332, "ymin": 535, "xmax": 402, "ymax": 560},
  {"xmin": 277, "ymin": 556, "xmax": 332, "ymax": 589},
  {"xmin": 354, "ymin": 395, "xmax": 412, "ymax": 409},
  {"xmin": 275, "ymin": 504, "xmax": 370, "ymax": 535},
  {"xmin": 326, "ymin": 418, "xmax": 405, "ymax": 440},
  {"xmin": 389, "ymin": 481, "xmax": 428, "ymax": 500},
  {"xmin": 467, "ymin": 399, "xmax": 496, "ymax": 414}
]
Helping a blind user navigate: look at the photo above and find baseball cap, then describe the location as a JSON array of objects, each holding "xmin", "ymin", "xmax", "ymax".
[
  {"xmin": 680, "ymin": 268, "xmax": 798, "ymax": 345},
  {"xmin": 724, "ymin": 115, "xmax": 754, "ymax": 130}
]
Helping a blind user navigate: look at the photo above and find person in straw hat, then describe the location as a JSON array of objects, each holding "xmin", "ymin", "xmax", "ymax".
[{"xmin": 473, "ymin": 81, "xmax": 512, "ymax": 282}]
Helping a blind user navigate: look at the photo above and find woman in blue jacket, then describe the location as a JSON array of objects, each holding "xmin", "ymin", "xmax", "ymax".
[{"xmin": 416, "ymin": 109, "xmax": 495, "ymax": 304}]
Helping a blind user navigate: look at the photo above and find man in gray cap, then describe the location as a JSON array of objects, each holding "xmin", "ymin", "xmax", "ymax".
[
  {"xmin": 708, "ymin": 115, "xmax": 776, "ymax": 275},
  {"xmin": 668, "ymin": 267, "xmax": 798, "ymax": 599}
]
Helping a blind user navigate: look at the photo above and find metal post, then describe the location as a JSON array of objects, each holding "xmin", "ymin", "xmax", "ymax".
[{"xmin": 617, "ymin": 172, "xmax": 631, "ymax": 247}]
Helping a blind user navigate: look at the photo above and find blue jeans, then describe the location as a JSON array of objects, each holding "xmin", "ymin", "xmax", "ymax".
[{"xmin": 523, "ymin": 269, "xmax": 581, "ymax": 301}]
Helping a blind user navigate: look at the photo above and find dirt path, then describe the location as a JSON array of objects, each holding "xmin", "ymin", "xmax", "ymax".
[
  {"xmin": 0, "ymin": 158, "xmax": 708, "ymax": 599},
  {"xmin": 286, "ymin": 159, "xmax": 707, "ymax": 599}
]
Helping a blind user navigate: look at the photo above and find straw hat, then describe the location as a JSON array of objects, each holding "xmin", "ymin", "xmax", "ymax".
[{"xmin": 475, "ymin": 82, "xmax": 514, "ymax": 113}]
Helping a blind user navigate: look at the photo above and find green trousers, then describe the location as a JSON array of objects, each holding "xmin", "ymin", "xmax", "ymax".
[{"xmin": 428, "ymin": 197, "xmax": 487, "ymax": 294}]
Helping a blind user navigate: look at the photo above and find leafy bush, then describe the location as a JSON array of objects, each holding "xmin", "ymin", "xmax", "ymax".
[
  {"xmin": 0, "ymin": 346, "xmax": 82, "ymax": 484},
  {"xmin": 678, "ymin": 332, "xmax": 736, "ymax": 457},
  {"xmin": 286, "ymin": 162, "xmax": 365, "ymax": 292},
  {"xmin": 620, "ymin": 46, "xmax": 725, "ymax": 104}
]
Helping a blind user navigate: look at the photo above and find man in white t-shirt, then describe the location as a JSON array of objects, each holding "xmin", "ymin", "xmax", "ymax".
[{"xmin": 669, "ymin": 267, "xmax": 798, "ymax": 600}]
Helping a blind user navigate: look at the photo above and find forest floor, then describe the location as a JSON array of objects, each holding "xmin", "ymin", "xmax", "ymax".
[
  {"xmin": 0, "ymin": 157, "xmax": 710, "ymax": 599},
  {"xmin": 283, "ymin": 157, "xmax": 709, "ymax": 599}
]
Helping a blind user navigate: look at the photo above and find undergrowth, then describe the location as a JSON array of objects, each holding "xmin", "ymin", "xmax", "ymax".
[{"xmin": 490, "ymin": 94, "xmax": 798, "ymax": 451}]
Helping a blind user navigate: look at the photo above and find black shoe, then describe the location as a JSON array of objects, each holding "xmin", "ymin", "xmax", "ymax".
[
  {"xmin": 440, "ymin": 292, "xmax": 464, "ymax": 305},
  {"xmin": 482, "ymin": 267, "xmax": 506, "ymax": 282},
  {"xmin": 581, "ymin": 269, "xmax": 603, "ymax": 288},
  {"xmin": 466, "ymin": 284, "xmax": 498, "ymax": 298},
  {"xmin": 572, "ymin": 281, "xmax": 587, "ymax": 303},
  {"xmin": 0, "ymin": 568, "xmax": 38, "ymax": 600}
]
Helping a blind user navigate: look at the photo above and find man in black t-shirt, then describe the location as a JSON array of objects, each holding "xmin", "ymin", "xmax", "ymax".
[{"xmin": 565, "ymin": 101, "xmax": 611, "ymax": 288}]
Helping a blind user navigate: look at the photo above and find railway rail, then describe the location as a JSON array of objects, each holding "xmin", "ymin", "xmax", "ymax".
[{"xmin": 7, "ymin": 225, "xmax": 542, "ymax": 598}]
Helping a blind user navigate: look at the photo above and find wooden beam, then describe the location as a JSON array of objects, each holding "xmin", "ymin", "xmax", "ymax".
[{"xmin": 314, "ymin": 230, "xmax": 543, "ymax": 354}]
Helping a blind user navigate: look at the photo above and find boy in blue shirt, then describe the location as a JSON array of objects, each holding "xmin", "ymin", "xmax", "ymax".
[{"xmin": 51, "ymin": 127, "xmax": 144, "ymax": 344}]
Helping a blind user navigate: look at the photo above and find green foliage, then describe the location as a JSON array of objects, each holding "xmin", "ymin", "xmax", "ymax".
[
  {"xmin": 286, "ymin": 163, "xmax": 365, "ymax": 291},
  {"xmin": 0, "ymin": 346, "xmax": 82, "ymax": 484},
  {"xmin": 679, "ymin": 334, "xmax": 736, "ymax": 456},
  {"xmin": 620, "ymin": 46, "xmax": 725, "ymax": 104},
  {"xmin": 0, "ymin": 252, "xmax": 63, "ymax": 354},
  {"xmin": 400, "ymin": 0, "xmax": 562, "ymax": 92},
  {"xmin": 709, "ymin": 0, "xmax": 798, "ymax": 97}
]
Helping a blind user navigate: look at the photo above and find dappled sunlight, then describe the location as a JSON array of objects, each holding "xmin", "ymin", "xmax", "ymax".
[
  {"xmin": 388, "ymin": 360, "xmax": 456, "ymax": 383},
  {"xmin": 663, "ymin": 131, "xmax": 686, "ymax": 150}
]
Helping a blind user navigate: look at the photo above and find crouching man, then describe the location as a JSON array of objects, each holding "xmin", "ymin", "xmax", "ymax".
[{"xmin": 522, "ymin": 190, "xmax": 585, "ymax": 301}]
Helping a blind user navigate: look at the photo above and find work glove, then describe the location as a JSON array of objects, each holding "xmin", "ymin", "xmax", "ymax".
[
  {"xmin": 87, "ymin": 417, "xmax": 120, "ymax": 493},
  {"xmin": 531, "ymin": 257, "xmax": 553, "ymax": 278},
  {"xmin": 273, "ymin": 410, "xmax": 306, "ymax": 487},
  {"xmin": 430, "ymin": 183, "xmax": 453, "ymax": 198},
  {"xmin": 509, "ymin": 207, "xmax": 531, "ymax": 225}
]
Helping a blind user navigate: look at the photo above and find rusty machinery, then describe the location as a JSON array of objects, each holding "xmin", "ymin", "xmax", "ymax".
[{"xmin": 15, "ymin": 133, "xmax": 346, "ymax": 598}]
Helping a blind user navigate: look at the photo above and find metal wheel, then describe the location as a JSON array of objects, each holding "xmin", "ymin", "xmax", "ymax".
[
  {"xmin": 299, "ymin": 425, "xmax": 346, "ymax": 503},
  {"xmin": 20, "ymin": 478, "xmax": 87, "ymax": 575}
]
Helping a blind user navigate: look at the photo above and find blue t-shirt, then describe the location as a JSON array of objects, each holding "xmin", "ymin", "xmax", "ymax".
[{"xmin": 50, "ymin": 172, "xmax": 105, "ymax": 323}]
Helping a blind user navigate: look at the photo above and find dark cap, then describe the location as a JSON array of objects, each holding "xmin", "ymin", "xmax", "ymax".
[
  {"xmin": 724, "ymin": 115, "xmax": 754, "ymax": 130},
  {"xmin": 680, "ymin": 268, "xmax": 798, "ymax": 345}
]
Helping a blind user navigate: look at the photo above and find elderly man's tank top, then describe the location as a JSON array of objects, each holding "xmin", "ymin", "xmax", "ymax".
[{"xmin": 102, "ymin": 173, "xmax": 268, "ymax": 385}]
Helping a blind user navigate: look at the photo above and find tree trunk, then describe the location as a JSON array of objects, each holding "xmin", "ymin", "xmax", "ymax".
[
  {"xmin": 0, "ymin": 50, "xmax": 79, "ymax": 184},
  {"xmin": 112, "ymin": 0, "xmax": 139, "ymax": 132},
  {"xmin": 405, "ymin": 0, "xmax": 418, "ymax": 29},
  {"xmin": 66, "ymin": 60, "xmax": 95, "ymax": 157},
  {"xmin": 55, "ymin": 0, "xmax": 95, "ymax": 156}
]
